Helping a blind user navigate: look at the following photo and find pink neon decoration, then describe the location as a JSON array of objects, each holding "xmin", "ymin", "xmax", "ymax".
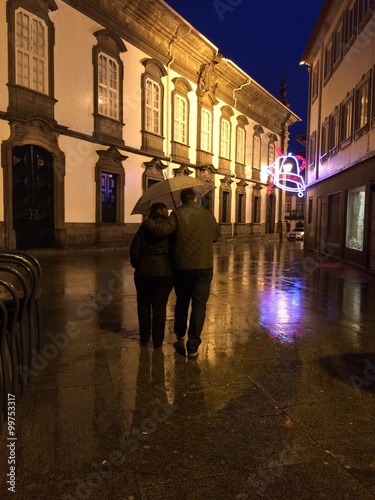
[{"xmin": 266, "ymin": 151, "xmax": 306, "ymax": 197}]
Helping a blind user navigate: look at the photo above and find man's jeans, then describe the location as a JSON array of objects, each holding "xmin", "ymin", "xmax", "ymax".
[{"xmin": 173, "ymin": 268, "xmax": 213, "ymax": 353}]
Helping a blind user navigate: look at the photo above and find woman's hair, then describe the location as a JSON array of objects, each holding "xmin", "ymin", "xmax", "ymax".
[{"xmin": 149, "ymin": 202, "xmax": 168, "ymax": 220}]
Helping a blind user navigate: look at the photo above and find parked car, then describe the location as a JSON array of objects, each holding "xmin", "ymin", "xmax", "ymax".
[{"xmin": 287, "ymin": 228, "xmax": 304, "ymax": 241}]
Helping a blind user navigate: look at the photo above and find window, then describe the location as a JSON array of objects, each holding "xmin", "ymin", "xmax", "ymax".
[
  {"xmin": 333, "ymin": 20, "xmax": 344, "ymax": 68},
  {"xmin": 345, "ymin": 1, "xmax": 358, "ymax": 47},
  {"xmin": 324, "ymin": 39, "xmax": 333, "ymax": 82},
  {"xmin": 146, "ymin": 78, "xmax": 161, "ymax": 134},
  {"xmin": 141, "ymin": 59, "xmax": 166, "ymax": 154},
  {"xmin": 341, "ymin": 92, "xmax": 353, "ymax": 146},
  {"xmin": 346, "ymin": 185, "xmax": 365, "ymax": 251},
  {"xmin": 236, "ymin": 127, "xmax": 245, "ymax": 164},
  {"xmin": 253, "ymin": 136, "xmax": 261, "ymax": 169},
  {"xmin": 171, "ymin": 78, "xmax": 191, "ymax": 162},
  {"xmin": 359, "ymin": 0, "xmax": 373, "ymax": 25},
  {"xmin": 285, "ymin": 200, "xmax": 291, "ymax": 215},
  {"xmin": 309, "ymin": 131, "xmax": 316, "ymax": 168},
  {"xmin": 268, "ymin": 135, "xmax": 277, "ymax": 165},
  {"xmin": 327, "ymin": 192, "xmax": 343, "ymax": 244},
  {"xmin": 321, "ymin": 118, "xmax": 330, "ymax": 159},
  {"xmin": 252, "ymin": 127, "xmax": 263, "ymax": 171},
  {"xmin": 201, "ymin": 108, "xmax": 212, "ymax": 152},
  {"xmin": 235, "ymin": 116, "xmax": 248, "ymax": 175},
  {"xmin": 15, "ymin": 8, "xmax": 47, "ymax": 93},
  {"xmin": 220, "ymin": 119, "xmax": 230, "ymax": 159},
  {"xmin": 218, "ymin": 106, "xmax": 234, "ymax": 170},
  {"xmin": 174, "ymin": 94, "xmax": 187, "ymax": 144},
  {"xmin": 93, "ymin": 30, "xmax": 126, "ymax": 144},
  {"xmin": 311, "ymin": 62, "xmax": 319, "ymax": 102},
  {"xmin": 297, "ymin": 200, "xmax": 304, "ymax": 217},
  {"xmin": 355, "ymin": 72, "xmax": 371, "ymax": 137},
  {"xmin": 98, "ymin": 53, "xmax": 119, "ymax": 120},
  {"xmin": 330, "ymin": 108, "xmax": 340, "ymax": 152}
]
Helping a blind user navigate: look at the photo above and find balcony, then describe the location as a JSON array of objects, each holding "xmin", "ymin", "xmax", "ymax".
[{"xmin": 285, "ymin": 210, "xmax": 304, "ymax": 220}]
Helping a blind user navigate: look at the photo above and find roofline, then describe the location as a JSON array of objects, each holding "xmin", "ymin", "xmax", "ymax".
[{"xmin": 300, "ymin": 0, "xmax": 334, "ymax": 65}]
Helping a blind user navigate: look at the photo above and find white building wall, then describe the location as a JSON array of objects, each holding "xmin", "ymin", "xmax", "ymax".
[{"xmin": 51, "ymin": 2, "xmax": 102, "ymax": 135}]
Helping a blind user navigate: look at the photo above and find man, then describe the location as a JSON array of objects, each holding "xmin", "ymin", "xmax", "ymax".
[{"xmin": 143, "ymin": 187, "xmax": 219, "ymax": 359}]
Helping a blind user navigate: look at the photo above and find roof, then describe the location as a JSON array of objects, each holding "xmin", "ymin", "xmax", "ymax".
[{"xmin": 300, "ymin": 0, "xmax": 335, "ymax": 65}]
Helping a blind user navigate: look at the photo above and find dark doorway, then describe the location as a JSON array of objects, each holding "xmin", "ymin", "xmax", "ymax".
[{"xmin": 12, "ymin": 145, "xmax": 54, "ymax": 249}]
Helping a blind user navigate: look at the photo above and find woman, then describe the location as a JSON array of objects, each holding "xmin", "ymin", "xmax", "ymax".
[{"xmin": 130, "ymin": 203, "xmax": 173, "ymax": 349}]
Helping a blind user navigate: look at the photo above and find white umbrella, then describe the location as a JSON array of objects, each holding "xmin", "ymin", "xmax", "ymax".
[{"xmin": 131, "ymin": 176, "xmax": 215, "ymax": 215}]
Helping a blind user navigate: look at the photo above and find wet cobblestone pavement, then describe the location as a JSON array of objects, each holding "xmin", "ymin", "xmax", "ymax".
[{"xmin": 1, "ymin": 241, "xmax": 375, "ymax": 499}]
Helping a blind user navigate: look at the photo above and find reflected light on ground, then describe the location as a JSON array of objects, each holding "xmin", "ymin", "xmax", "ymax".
[{"xmin": 259, "ymin": 285, "xmax": 304, "ymax": 343}]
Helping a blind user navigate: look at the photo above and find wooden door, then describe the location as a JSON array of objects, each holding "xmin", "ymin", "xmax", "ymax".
[{"xmin": 12, "ymin": 145, "xmax": 54, "ymax": 249}]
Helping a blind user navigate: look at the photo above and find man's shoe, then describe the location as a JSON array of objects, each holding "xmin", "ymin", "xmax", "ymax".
[
  {"xmin": 187, "ymin": 350, "xmax": 198, "ymax": 359},
  {"xmin": 173, "ymin": 340, "xmax": 186, "ymax": 357}
]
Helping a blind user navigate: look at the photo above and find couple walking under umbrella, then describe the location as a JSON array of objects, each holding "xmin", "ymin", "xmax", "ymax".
[{"xmin": 130, "ymin": 181, "xmax": 219, "ymax": 359}]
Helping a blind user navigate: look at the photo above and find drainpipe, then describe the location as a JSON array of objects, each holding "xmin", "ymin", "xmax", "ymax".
[{"xmin": 232, "ymin": 77, "xmax": 251, "ymax": 110}]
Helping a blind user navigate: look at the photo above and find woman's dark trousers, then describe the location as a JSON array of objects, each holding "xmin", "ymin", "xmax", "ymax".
[{"xmin": 134, "ymin": 275, "xmax": 173, "ymax": 348}]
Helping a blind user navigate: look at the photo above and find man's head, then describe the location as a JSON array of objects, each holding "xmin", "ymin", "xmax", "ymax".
[{"xmin": 180, "ymin": 188, "xmax": 196, "ymax": 204}]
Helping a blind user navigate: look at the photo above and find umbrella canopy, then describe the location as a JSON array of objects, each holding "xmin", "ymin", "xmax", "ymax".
[{"xmin": 131, "ymin": 176, "xmax": 215, "ymax": 215}]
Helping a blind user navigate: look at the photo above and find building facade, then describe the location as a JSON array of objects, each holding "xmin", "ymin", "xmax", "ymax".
[
  {"xmin": 302, "ymin": 0, "xmax": 375, "ymax": 271},
  {"xmin": 0, "ymin": 0, "xmax": 299, "ymax": 250}
]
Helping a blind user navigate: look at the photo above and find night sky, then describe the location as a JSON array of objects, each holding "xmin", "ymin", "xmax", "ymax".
[{"xmin": 165, "ymin": 0, "xmax": 325, "ymax": 154}]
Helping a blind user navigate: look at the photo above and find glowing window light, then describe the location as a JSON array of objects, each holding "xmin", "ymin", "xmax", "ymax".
[{"xmin": 266, "ymin": 149, "xmax": 306, "ymax": 197}]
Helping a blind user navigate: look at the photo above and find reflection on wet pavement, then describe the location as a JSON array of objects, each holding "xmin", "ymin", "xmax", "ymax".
[{"xmin": 1, "ymin": 241, "xmax": 375, "ymax": 499}]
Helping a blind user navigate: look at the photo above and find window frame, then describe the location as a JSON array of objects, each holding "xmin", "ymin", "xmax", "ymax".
[
  {"xmin": 323, "ymin": 38, "xmax": 333, "ymax": 83},
  {"xmin": 345, "ymin": 1, "xmax": 358, "ymax": 49},
  {"xmin": 173, "ymin": 93, "xmax": 188, "ymax": 144},
  {"xmin": 220, "ymin": 118, "xmax": 231, "ymax": 159},
  {"xmin": 98, "ymin": 52, "xmax": 120, "ymax": 120},
  {"xmin": 141, "ymin": 58, "xmax": 166, "ymax": 155},
  {"xmin": 354, "ymin": 70, "xmax": 371, "ymax": 138},
  {"xmin": 15, "ymin": 7, "xmax": 48, "ymax": 94},
  {"xmin": 309, "ymin": 131, "xmax": 317, "ymax": 169},
  {"xmin": 93, "ymin": 30, "xmax": 126, "ymax": 144},
  {"xmin": 235, "ymin": 126, "xmax": 245, "ymax": 165},
  {"xmin": 346, "ymin": 185, "xmax": 366, "ymax": 251},
  {"xmin": 341, "ymin": 90, "xmax": 354, "ymax": 147},
  {"xmin": 320, "ymin": 117, "xmax": 330, "ymax": 162},
  {"xmin": 330, "ymin": 106, "xmax": 340, "ymax": 154},
  {"xmin": 200, "ymin": 107, "xmax": 212, "ymax": 153},
  {"xmin": 311, "ymin": 61, "xmax": 320, "ymax": 103}
]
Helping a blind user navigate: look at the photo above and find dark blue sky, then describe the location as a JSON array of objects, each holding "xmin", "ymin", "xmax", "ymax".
[{"xmin": 166, "ymin": 0, "xmax": 325, "ymax": 154}]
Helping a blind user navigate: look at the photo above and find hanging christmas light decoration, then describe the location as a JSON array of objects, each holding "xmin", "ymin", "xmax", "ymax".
[{"xmin": 267, "ymin": 148, "xmax": 306, "ymax": 197}]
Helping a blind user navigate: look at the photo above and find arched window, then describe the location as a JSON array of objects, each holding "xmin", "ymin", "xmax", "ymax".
[
  {"xmin": 93, "ymin": 30, "xmax": 126, "ymax": 144},
  {"xmin": 171, "ymin": 78, "xmax": 192, "ymax": 163},
  {"xmin": 141, "ymin": 59, "xmax": 167, "ymax": 155},
  {"xmin": 235, "ymin": 115, "xmax": 248, "ymax": 177},
  {"xmin": 252, "ymin": 125, "xmax": 264, "ymax": 181}
]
